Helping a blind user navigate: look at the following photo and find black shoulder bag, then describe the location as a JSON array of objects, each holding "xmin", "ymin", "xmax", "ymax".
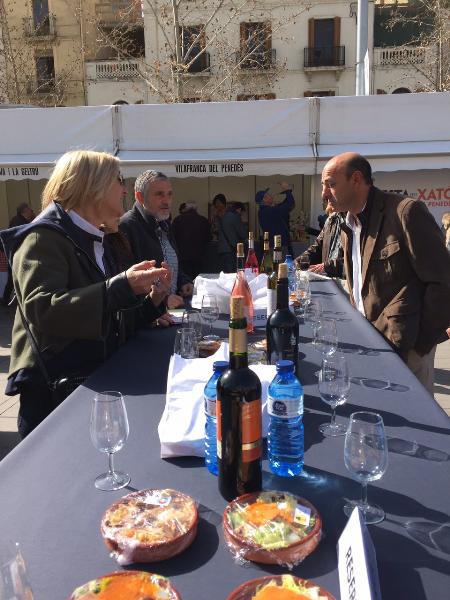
[{"xmin": 16, "ymin": 301, "xmax": 87, "ymax": 407}]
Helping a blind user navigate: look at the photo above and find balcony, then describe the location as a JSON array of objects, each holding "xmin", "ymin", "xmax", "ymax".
[
  {"xmin": 23, "ymin": 14, "xmax": 56, "ymax": 40},
  {"xmin": 236, "ymin": 48, "xmax": 277, "ymax": 70},
  {"xmin": 304, "ymin": 46, "xmax": 345, "ymax": 69},
  {"xmin": 374, "ymin": 46, "xmax": 430, "ymax": 66},
  {"xmin": 86, "ymin": 60, "xmax": 141, "ymax": 81},
  {"xmin": 186, "ymin": 52, "xmax": 210, "ymax": 75}
]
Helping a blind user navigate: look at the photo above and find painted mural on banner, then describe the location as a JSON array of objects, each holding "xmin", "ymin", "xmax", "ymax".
[{"xmin": 373, "ymin": 170, "xmax": 450, "ymax": 226}]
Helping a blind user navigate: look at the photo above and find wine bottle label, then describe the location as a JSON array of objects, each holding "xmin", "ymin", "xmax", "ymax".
[
  {"xmin": 267, "ymin": 290, "xmax": 276, "ymax": 316},
  {"xmin": 241, "ymin": 401, "xmax": 262, "ymax": 462},
  {"xmin": 230, "ymin": 328, "xmax": 247, "ymax": 353},
  {"xmin": 216, "ymin": 398, "xmax": 222, "ymax": 458},
  {"xmin": 268, "ymin": 394, "xmax": 302, "ymax": 418},
  {"xmin": 205, "ymin": 395, "xmax": 216, "ymax": 417}
]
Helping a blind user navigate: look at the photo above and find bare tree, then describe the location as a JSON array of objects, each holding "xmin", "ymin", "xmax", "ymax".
[
  {"xmin": 378, "ymin": 0, "xmax": 450, "ymax": 91},
  {"xmin": 89, "ymin": 0, "xmax": 311, "ymax": 103}
]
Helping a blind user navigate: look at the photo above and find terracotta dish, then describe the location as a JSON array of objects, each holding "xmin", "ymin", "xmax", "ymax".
[
  {"xmin": 227, "ymin": 574, "xmax": 335, "ymax": 600},
  {"xmin": 223, "ymin": 491, "xmax": 322, "ymax": 565},
  {"xmin": 69, "ymin": 571, "xmax": 181, "ymax": 599},
  {"xmin": 101, "ymin": 488, "xmax": 198, "ymax": 565},
  {"xmin": 198, "ymin": 339, "xmax": 222, "ymax": 357}
]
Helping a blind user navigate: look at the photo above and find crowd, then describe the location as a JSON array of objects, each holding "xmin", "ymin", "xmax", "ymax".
[{"xmin": 0, "ymin": 149, "xmax": 449, "ymax": 438}]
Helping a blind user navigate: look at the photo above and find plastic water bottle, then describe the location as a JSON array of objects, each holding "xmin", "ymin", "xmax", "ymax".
[
  {"xmin": 285, "ymin": 255, "xmax": 296, "ymax": 293},
  {"xmin": 204, "ymin": 360, "xmax": 229, "ymax": 475},
  {"xmin": 267, "ymin": 359, "xmax": 304, "ymax": 477}
]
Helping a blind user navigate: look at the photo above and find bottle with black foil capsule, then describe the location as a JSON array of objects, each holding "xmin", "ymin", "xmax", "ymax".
[
  {"xmin": 217, "ymin": 296, "xmax": 262, "ymax": 501},
  {"xmin": 267, "ymin": 235, "xmax": 282, "ymax": 318},
  {"xmin": 260, "ymin": 232, "xmax": 273, "ymax": 275},
  {"xmin": 244, "ymin": 231, "xmax": 259, "ymax": 279},
  {"xmin": 266, "ymin": 262, "xmax": 300, "ymax": 375},
  {"xmin": 231, "ymin": 243, "xmax": 254, "ymax": 333}
]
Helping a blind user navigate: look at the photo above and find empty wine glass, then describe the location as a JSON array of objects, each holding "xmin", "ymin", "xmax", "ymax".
[
  {"xmin": 295, "ymin": 271, "xmax": 310, "ymax": 317},
  {"xmin": 201, "ymin": 295, "xmax": 220, "ymax": 340},
  {"xmin": 90, "ymin": 391, "xmax": 130, "ymax": 491},
  {"xmin": 318, "ymin": 353, "xmax": 350, "ymax": 436},
  {"xmin": 313, "ymin": 318, "xmax": 338, "ymax": 375},
  {"xmin": 344, "ymin": 411, "xmax": 389, "ymax": 524},
  {"xmin": 304, "ymin": 299, "xmax": 323, "ymax": 339}
]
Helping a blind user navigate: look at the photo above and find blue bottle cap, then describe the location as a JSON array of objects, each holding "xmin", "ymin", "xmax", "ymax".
[
  {"xmin": 276, "ymin": 359, "xmax": 294, "ymax": 372},
  {"xmin": 213, "ymin": 361, "xmax": 229, "ymax": 371}
]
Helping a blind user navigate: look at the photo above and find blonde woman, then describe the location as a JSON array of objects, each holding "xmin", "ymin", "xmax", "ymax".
[
  {"xmin": 0, "ymin": 150, "xmax": 170, "ymax": 438},
  {"xmin": 442, "ymin": 212, "xmax": 450, "ymax": 251}
]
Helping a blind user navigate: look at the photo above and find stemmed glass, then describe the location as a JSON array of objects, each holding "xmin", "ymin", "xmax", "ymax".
[
  {"xmin": 299, "ymin": 255, "xmax": 310, "ymax": 271},
  {"xmin": 344, "ymin": 412, "xmax": 389, "ymax": 524},
  {"xmin": 295, "ymin": 271, "xmax": 310, "ymax": 317},
  {"xmin": 183, "ymin": 309, "xmax": 203, "ymax": 341},
  {"xmin": 201, "ymin": 295, "xmax": 220, "ymax": 340},
  {"xmin": 313, "ymin": 318, "xmax": 338, "ymax": 375},
  {"xmin": 90, "ymin": 391, "xmax": 130, "ymax": 491},
  {"xmin": 304, "ymin": 299, "xmax": 323, "ymax": 339},
  {"xmin": 318, "ymin": 352, "xmax": 350, "ymax": 436}
]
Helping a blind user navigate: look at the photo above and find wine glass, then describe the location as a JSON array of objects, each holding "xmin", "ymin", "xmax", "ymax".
[
  {"xmin": 180, "ymin": 328, "xmax": 199, "ymax": 358},
  {"xmin": 295, "ymin": 271, "xmax": 310, "ymax": 317},
  {"xmin": 304, "ymin": 299, "xmax": 323, "ymax": 338},
  {"xmin": 299, "ymin": 254, "xmax": 310, "ymax": 271},
  {"xmin": 344, "ymin": 411, "xmax": 389, "ymax": 524},
  {"xmin": 313, "ymin": 318, "xmax": 338, "ymax": 375},
  {"xmin": 318, "ymin": 353, "xmax": 350, "ymax": 436},
  {"xmin": 182, "ymin": 309, "xmax": 203, "ymax": 341},
  {"xmin": 201, "ymin": 295, "xmax": 220, "ymax": 340},
  {"xmin": 90, "ymin": 391, "xmax": 130, "ymax": 491}
]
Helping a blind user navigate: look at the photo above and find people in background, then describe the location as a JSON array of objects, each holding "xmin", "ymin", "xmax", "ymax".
[
  {"xmin": 0, "ymin": 150, "xmax": 169, "ymax": 437},
  {"xmin": 2, "ymin": 203, "xmax": 36, "ymax": 304},
  {"xmin": 296, "ymin": 200, "xmax": 345, "ymax": 278},
  {"xmin": 216, "ymin": 196, "xmax": 247, "ymax": 272},
  {"xmin": 322, "ymin": 152, "xmax": 450, "ymax": 394},
  {"xmin": 256, "ymin": 181, "xmax": 295, "ymax": 253},
  {"xmin": 442, "ymin": 212, "xmax": 450, "ymax": 251},
  {"xmin": 172, "ymin": 202, "xmax": 211, "ymax": 278},
  {"xmin": 120, "ymin": 170, "xmax": 193, "ymax": 308}
]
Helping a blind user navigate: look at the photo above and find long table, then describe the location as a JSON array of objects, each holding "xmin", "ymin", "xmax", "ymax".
[{"xmin": 0, "ymin": 280, "xmax": 449, "ymax": 600}]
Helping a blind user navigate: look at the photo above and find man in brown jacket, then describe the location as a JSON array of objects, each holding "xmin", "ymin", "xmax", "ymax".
[{"xmin": 321, "ymin": 152, "xmax": 450, "ymax": 394}]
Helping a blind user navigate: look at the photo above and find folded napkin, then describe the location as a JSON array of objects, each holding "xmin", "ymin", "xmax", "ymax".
[
  {"xmin": 192, "ymin": 272, "xmax": 269, "ymax": 313},
  {"xmin": 158, "ymin": 341, "xmax": 276, "ymax": 458}
]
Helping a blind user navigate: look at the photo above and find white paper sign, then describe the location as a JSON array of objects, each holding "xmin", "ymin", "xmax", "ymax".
[{"xmin": 337, "ymin": 507, "xmax": 381, "ymax": 600}]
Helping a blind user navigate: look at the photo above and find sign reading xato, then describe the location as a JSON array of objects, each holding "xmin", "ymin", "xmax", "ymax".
[{"xmin": 175, "ymin": 163, "xmax": 244, "ymax": 174}]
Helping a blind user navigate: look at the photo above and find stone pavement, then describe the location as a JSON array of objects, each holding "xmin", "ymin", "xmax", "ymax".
[{"xmin": 0, "ymin": 305, "xmax": 449, "ymax": 460}]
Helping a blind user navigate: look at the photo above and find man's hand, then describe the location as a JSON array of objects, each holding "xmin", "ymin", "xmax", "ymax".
[
  {"xmin": 126, "ymin": 261, "xmax": 169, "ymax": 296},
  {"xmin": 308, "ymin": 263, "xmax": 325, "ymax": 274},
  {"xmin": 167, "ymin": 294, "xmax": 184, "ymax": 309},
  {"xmin": 154, "ymin": 312, "xmax": 174, "ymax": 328},
  {"xmin": 180, "ymin": 283, "xmax": 194, "ymax": 298}
]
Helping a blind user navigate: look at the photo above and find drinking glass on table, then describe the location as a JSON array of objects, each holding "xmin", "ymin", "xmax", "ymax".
[
  {"xmin": 304, "ymin": 299, "xmax": 323, "ymax": 338},
  {"xmin": 90, "ymin": 391, "xmax": 130, "ymax": 491},
  {"xmin": 295, "ymin": 270, "xmax": 310, "ymax": 317},
  {"xmin": 201, "ymin": 295, "xmax": 220, "ymax": 341},
  {"xmin": 318, "ymin": 352, "xmax": 350, "ymax": 437},
  {"xmin": 344, "ymin": 411, "xmax": 388, "ymax": 524},
  {"xmin": 299, "ymin": 254, "xmax": 310, "ymax": 271},
  {"xmin": 180, "ymin": 328, "xmax": 199, "ymax": 358},
  {"xmin": 182, "ymin": 309, "xmax": 203, "ymax": 341}
]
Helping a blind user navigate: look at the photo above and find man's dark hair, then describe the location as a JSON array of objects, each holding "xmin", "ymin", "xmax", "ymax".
[
  {"xmin": 345, "ymin": 155, "xmax": 373, "ymax": 185},
  {"xmin": 17, "ymin": 202, "xmax": 30, "ymax": 216},
  {"xmin": 179, "ymin": 202, "xmax": 186, "ymax": 214},
  {"xmin": 232, "ymin": 201, "xmax": 246, "ymax": 212},
  {"xmin": 212, "ymin": 193, "xmax": 227, "ymax": 207}
]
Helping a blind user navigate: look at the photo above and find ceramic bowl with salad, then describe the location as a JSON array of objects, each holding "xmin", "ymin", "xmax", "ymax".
[
  {"xmin": 223, "ymin": 491, "xmax": 322, "ymax": 566},
  {"xmin": 226, "ymin": 574, "xmax": 335, "ymax": 600}
]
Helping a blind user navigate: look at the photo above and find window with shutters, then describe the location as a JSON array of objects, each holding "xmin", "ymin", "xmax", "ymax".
[
  {"xmin": 35, "ymin": 55, "xmax": 55, "ymax": 92},
  {"xmin": 239, "ymin": 22, "xmax": 274, "ymax": 69},
  {"xmin": 304, "ymin": 18, "xmax": 345, "ymax": 68}
]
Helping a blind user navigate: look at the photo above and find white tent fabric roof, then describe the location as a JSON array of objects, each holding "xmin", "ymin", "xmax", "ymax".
[{"xmin": 1, "ymin": 93, "xmax": 450, "ymax": 180}]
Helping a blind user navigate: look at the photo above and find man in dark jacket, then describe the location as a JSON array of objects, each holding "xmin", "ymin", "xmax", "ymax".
[
  {"xmin": 172, "ymin": 203, "xmax": 211, "ymax": 278},
  {"xmin": 120, "ymin": 171, "xmax": 193, "ymax": 308},
  {"xmin": 296, "ymin": 201, "xmax": 345, "ymax": 277},
  {"xmin": 256, "ymin": 181, "xmax": 294, "ymax": 253}
]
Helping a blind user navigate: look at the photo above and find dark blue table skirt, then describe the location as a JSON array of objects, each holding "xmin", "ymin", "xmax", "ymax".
[{"xmin": 0, "ymin": 280, "xmax": 448, "ymax": 600}]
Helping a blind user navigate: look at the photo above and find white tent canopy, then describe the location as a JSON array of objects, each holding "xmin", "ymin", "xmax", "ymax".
[{"xmin": 1, "ymin": 93, "xmax": 450, "ymax": 180}]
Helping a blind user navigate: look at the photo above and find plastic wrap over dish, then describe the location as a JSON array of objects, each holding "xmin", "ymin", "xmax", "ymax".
[
  {"xmin": 101, "ymin": 489, "xmax": 198, "ymax": 565},
  {"xmin": 223, "ymin": 491, "xmax": 322, "ymax": 568},
  {"xmin": 227, "ymin": 574, "xmax": 335, "ymax": 600},
  {"xmin": 68, "ymin": 571, "xmax": 181, "ymax": 599}
]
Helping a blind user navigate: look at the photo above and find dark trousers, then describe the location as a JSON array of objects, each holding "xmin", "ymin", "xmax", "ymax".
[
  {"xmin": 16, "ymin": 379, "xmax": 54, "ymax": 439},
  {"xmin": 218, "ymin": 252, "xmax": 235, "ymax": 273}
]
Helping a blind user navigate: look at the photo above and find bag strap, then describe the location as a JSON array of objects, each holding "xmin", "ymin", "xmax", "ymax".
[{"xmin": 16, "ymin": 299, "xmax": 53, "ymax": 387}]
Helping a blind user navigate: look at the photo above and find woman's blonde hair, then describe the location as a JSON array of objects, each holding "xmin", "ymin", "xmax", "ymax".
[
  {"xmin": 42, "ymin": 150, "xmax": 120, "ymax": 212},
  {"xmin": 442, "ymin": 212, "xmax": 450, "ymax": 230}
]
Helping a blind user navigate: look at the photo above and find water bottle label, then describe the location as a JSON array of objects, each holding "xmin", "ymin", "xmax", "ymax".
[
  {"xmin": 205, "ymin": 396, "xmax": 216, "ymax": 417},
  {"xmin": 268, "ymin": 394, "xmax": 302, "ymax": 418}
]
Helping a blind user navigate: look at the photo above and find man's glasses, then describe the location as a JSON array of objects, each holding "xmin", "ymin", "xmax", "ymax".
[{"xmin": 117, "ymin": 173, "xmax": 125, "ymax": 186}]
